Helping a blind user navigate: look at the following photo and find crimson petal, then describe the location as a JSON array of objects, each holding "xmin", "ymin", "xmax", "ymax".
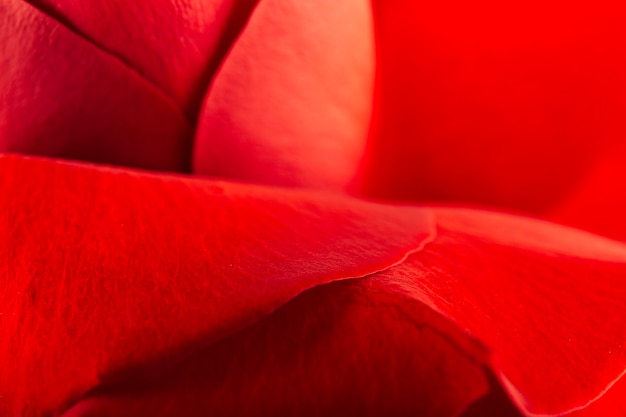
[
  {"xmin": 0, "ymin": 155, "xmax": 433, "ymax": 416},
  {"xmin": 0, "ymin": 0, "xmax": 192, "ymax": 171},
  {"xmin": 23, "ymin": 0, "xmax": 259, "ymax": 118},
  {"xmin": 56, "ymin": 208, "xmax": 626, "ymax": 416}
]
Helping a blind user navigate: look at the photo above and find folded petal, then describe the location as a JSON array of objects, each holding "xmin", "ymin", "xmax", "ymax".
[
  {"xmin": 193, "ymin": 0, "xmax": 375, "ymax": 191},
  {"xmin": 0, "ymin": 154, "xmax": 433, "ymax": 416},
  {"xmin": 386, "ymin": 208, "xmax": 626, "ymax": 415},
  {"xmin": 23, "ymin": 0, "xmax": 259, "ymax": 117},
  {"xmin": 0, "ymin": 0, "xmax": 192, "ymax": 171},
  {"xmin": 61, "ymin": 278, "xmax": 489, "ymax": 417},
  {"xmin": 361, "ymin": 0, "xmax": 626, "ymax": 217},
  {"xmin": 56, "ymin": 208, "xmax": 626, "ymax": 417}
]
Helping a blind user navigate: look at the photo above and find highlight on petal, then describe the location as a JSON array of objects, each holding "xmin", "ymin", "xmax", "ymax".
[
  {"xmin": 0, "ymin": 0, "xmax": 192, "ymax": 171},
  {"xmin": 360, "ymin": 0, "xmax": 626, "ymax": 215},
  {"xmin": 0, "ymin": 154, "xmax": 433, "ymax": 416},
  {"xmin": 21, "ymin": 0, "xmax": 259, "ymax": 117},
  {"xmin": 193, "ymin": 0, "xmax": 375, "ymax": 191},
  {"xmin": 56, "ymin": 208, "xmax": 626, "ymax": 417}
]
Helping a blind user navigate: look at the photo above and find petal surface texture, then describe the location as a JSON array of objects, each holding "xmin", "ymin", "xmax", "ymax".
[
  {"xmin": 0, "ymin": 0, "xmax": 194, "ymax": 171},
  {"xmin": 193, "ymin": 0, "xmax": 375, "ymax": 191},
  {"xmin": 0, "ymin": 155, "xmax": 433, "ymax": 416},
  {"xmin": 362, "ymin": 0, "xmax": 626, "ymax": 219},
  {"xmin": 60, "ymin": 208, "xmax": 626, "ymax": 416},
  {"xmin": 21, "ymin": 0, "xmax": 259, "ymax": 117}
]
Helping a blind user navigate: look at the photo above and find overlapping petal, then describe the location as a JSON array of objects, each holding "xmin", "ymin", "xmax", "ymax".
[
  {"xmin": 62, "ymin": 209, "xmax": 626, "ymax": 417},
  {"xmin": 0, "ymin": 0, "xmax": 192, "ymax": 171},
  {"xmin": 0, "ymin": 155, "xmax": 433, "ymax": 416},
  {"xmin": 3, "ymin": 155, "xmax": 626, "ymax": 416},
  {"xmin": 389, "ymin": 209, "xmax": 626, "ymax": 416},
  {"xmin": 22, "ymin": 0, "xmax": 259, "ymax": 117},
  {"xmin": 46, "ymin": 199, "xmax": 626, "ymax": 417},
  {"xmin": 193, "ymin": 0, "xmax": 375, "ymax": 190}
]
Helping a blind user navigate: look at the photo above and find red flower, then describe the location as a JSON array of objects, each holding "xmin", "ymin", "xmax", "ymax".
[{"xmin": 1, "ymin": 0, "xmax": 626, "ymax": 416}]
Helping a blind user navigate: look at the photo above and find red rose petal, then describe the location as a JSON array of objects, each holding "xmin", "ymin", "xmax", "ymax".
[
  {"xmin": 60, "ymin": 279, "xmax": 490, "ymax": 417},
  {"xmin": 0, "ymin": 0, "xmax": 192, "ymax": 171},
  {"xmin": 193, "ymin": 0, "xmax": 375, "ymax": 191},
  {"xmin": 55, "ymin": 208, "xmax": 626, "ymax": 416},
  {"xmin": 23, "ymin": 0, "xmax": 259, "ymax": 117},
  {"xmin": 0, "ymin": 154, "xmax": 433, "ymax": 416},
  {"xmin": 361, "ymin": 0, "xmax": 626, "ymax": 215},
  {"xmin": 383, "ymin": 209, "xmax": 626, "ymax": 415}
]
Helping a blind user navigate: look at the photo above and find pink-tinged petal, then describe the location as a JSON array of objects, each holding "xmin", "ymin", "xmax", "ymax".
[
  {"xmin": 193, "ymin": 0, "xmax": 375, "ymax": 191},
  {"xmin": 0, "ymin": 0, "xmax": 192, "ymax": 171},
  {"xmin": 381, "ymin": 209, "xmax": 626, "ymax": 415},
  {"xmin": 0, "ymin": 154, "xmax": 433, "ymax": 416},
  {"xmin": 23, "ymin": 0, "xmax": 259, "ymax": 117},
  {"xmin": 61, "ymin": 279, "xmax": 489, "ymax": 417},
  {"xmin": 360, "ymin": 0, "xmax": 626, "ymax": 215}
]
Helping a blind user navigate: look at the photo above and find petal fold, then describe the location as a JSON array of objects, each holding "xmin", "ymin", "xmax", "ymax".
[
  {"xmin": 24, "ymin": 0, "xmax": 259, "ymax": 117},
  {"xmin": 57, "ymin": 208, "xmax": 626, "ymax": 416},
  {"xmin": 0, "ymin": 0, "xmax": 193, "ymax": 171},
  {"xmin": 382, "ymin": 209, "xmax": 626, "ymax": 415},
  {"xmin": 0, "ymin": 154, "xmax": 433, "ymax": 416}
]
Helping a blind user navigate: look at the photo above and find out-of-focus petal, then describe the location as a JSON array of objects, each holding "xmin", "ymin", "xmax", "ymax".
[
  {"xmin": 547, "ymin": 142, "xmax": 626, "ymax": 241},
  {"xmin": 21, "ymin": 0, "xmax": 259, "ymax": 117},
  {"xmin": 0, "ymin": 0, "xmax": 192, "ymax": 171},
  {"xmin": 193, "ymin": 0, "xmax": 375, "ymax": 191},
  {"xmin": 361, "ymin": 0, "xmax": 626, "ymax": 215},
  {"xmin": 0, "ymin": 154, "xmax": 433, "ymax": 416}
]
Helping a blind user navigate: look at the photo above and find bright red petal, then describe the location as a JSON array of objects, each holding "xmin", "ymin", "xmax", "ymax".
[
  {"xmin": 386, "ymin": 209, "xmax": 626, "ymax": 415},
  {"xmin": 193, "ymin": 0, "xmax": 375, "ymax": 191},
  {"xmin": 361, "ymin": 0, "xmax": 626, "ymax": 216},
  {"xmin": 56, "ymin": 208, "xmax": 626, "ymax": 417},
  {"xmin": 0, "ymin": 155, "xmax": 433, "ymax": 416},
  {"xmin": 0, "ymin": 0, "xmax": 192, "ymax": 171}
]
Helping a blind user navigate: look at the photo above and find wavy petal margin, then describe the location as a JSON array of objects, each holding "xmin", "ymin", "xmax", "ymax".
[
  {"xmin": 0, "ymin": 155, "xmax": 433, "ymax": 416},
  {"xmin": 59, "ymin": 207, "xmax": 626, "ymax": 416}
]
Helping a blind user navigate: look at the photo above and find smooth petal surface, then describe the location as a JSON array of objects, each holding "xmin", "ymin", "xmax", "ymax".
[
  {"xmin": 0, "ymin": 155, "xmax": 433, "ymax": 416},
  {"xmin": 0, "ymin": 0, "xmax": 192, "ymax": 171},
  {"xmin": 23, "ymin": 0, "xmax": 259, "ymax": 117},
  {"xmin": 361, "ymin": 0, "xmax": 626, "ymax": 217},
  {"xmin": 384, "ymin": 209, "xmax": 626, "ymax": 415},
  {"xmin": 61, "ymin": 278, "xmax": 489, "ymax": 417},
  {"xmin": 53, "ymin": 208, "xmax": 626, "ymax": 417},
  {"xmin": 547, "ymin": 142, "xmax": 626, "ymax": 241},
  {"xmin": 193, "ymin": 0, "xmax": 375, "ymax": 191}
]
